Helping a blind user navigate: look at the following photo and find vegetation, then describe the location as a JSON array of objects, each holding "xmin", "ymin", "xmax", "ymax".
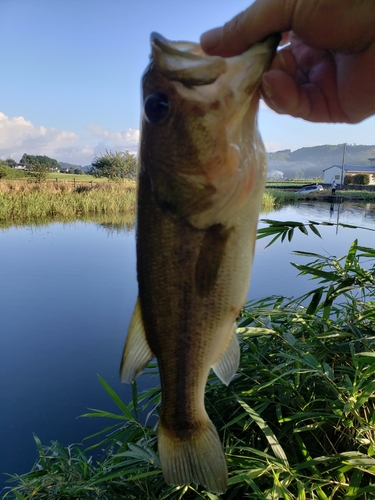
[
  {"xmin": 0, "ymin": 164, "xmax": 32, "ymax": 180},
  {"xmin": 30, "ymin": 161, "xmax": 50, "ymax": 181},
  {"xmin": 20, "ymin": 154, "xmax": 60, "ymax": 171},
  {"xmin": 3, "ymin": 224, "xmax": 375, "ymax": 499},
  {"xmin": 0, "ymin": 179, "xmax": 136, "ymax": 228},
  {"xmin": 0, "ymin": 180, "xmax": 282, "ymax": 227},
  {"xmin": 48, "ymin": 173, "xmax": 99, "ymax": 181},
  {"xmin": 89, "ymin": 150, "xmax": 137, "ymax": 180},
  {"xmin": 2, "ymin": 179, "xmax": 375, "ymax": 228},
  {"xmin": 345, "ymin": 174, "xmax": 370, "ymax": 186},
  {"xmin": 266, "ymin": 179, "xmax": 323, "ymax": 187},
  {"xmin": 59, "ymin": 162, "xmax": 86, "ymax": 173}
]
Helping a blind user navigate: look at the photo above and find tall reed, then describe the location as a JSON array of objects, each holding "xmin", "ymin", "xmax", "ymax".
[{"xmin": 0, "ymin": 180, "xmax": 136, "ymax": 227}]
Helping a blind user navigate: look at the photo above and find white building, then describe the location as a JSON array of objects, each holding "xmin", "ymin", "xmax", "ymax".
[{"xmin": 323, "ymin": 165, "xmax": 375, "ymax": 185}]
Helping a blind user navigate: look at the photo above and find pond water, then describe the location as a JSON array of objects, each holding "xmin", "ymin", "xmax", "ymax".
[{"xmin": 1, "ymin": 200, "xmax": 375, "ymax": 490}]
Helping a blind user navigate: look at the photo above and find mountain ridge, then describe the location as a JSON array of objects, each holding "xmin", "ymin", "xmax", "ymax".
[{"xmin": 267, "ymin": 144, "xmax": 375, "ymax": 178}]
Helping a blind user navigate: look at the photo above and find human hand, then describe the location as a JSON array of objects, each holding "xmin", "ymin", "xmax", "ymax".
[{"xmin": 200, "ymin": 0, "xmax": 375, "ymax": 124}]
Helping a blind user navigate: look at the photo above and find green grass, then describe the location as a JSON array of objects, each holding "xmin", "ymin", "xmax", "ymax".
[
  {"xmin": 266, "ymin": 179, "xmax": 323, "ymax": 187},
  {"xmin": 264, "ymin": 187, "xmax": 375, "ymax": 205},
  {"xmin": 3, "ymin": 229, "xmax": 375, "ymax": 499}
]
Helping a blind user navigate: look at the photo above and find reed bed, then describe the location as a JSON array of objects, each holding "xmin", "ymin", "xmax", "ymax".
[
  {"xmin": 0, "ymin": 180, "xmax": 293, "ymax": 227},
  {"xmin": 262, "ymin": 188, "xmax": 298, "ymax": 210},
  {"xmin": 0, "ymin": 179, "xmax": 136, "ymax": 226}
]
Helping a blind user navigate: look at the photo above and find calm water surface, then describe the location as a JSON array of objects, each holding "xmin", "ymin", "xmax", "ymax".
[{"xmin": 1, "ymin": 201, "xmax": 375, "ymax": 489}]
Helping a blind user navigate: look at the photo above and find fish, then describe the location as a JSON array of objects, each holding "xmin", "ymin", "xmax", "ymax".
[{"xmin": 120, "ymin": 31, "xmax": 279, "ymax": 494}]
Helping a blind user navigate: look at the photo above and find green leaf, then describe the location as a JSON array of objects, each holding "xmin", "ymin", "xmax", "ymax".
[
  {"xmin": 235, "ymin": 396, "xmax": 289, "ymax": 467},
  {"xmin": 306, "ymin": 288, "xmax": 323, "ymax": 315},
  {"xmin": 97, "ymin": 374, "xmax": 135, "ymax": 421},
  {"xmin": 33, "ymin": 434, "xmax": 47, "ymax": 469},
  {"xmin": 345, "ymin": 239, "xmax": 358, "ymax": 269},
  {"xmin": 308, "ymin": 223, "xmax": 322, "ymax": 238},
  {"xmin": 132, "ymin": 379, "xmax": 139, "ymax": 421},
  {"xmin": 345, "ymin": 469, "xmax": 364, "ymax": 499},
  {"xmin": 353, "ymin": 380, "xmax": 375, "ymax": 410}
]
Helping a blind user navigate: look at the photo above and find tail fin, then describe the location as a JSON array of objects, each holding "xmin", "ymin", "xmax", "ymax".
[{"xmin": 158, "ymin": 418, "xmax": 227, "ymax": 494}]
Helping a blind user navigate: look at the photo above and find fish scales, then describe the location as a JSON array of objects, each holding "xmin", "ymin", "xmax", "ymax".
[{"xmin": 120, "ymin": 32, "xmax": 279, "ymax": 494}]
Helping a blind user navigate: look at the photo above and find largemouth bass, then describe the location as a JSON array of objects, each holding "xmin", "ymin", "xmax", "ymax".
[{"xmin": 120, "ymin": 32, "xmax": 279, "ymax": 494}]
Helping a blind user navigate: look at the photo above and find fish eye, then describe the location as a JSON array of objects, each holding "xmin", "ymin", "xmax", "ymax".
[{"xmin": 144, "ymin": 92, "xmax": 169, "ymax": 123}]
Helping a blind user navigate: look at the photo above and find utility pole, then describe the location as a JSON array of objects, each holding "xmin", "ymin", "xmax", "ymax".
[{"xmin": 340, "ymin": 143, "xmax": 347, "ymax": 186}]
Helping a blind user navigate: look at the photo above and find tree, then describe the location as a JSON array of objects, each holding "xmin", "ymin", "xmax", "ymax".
[
  {"xmin": 89, "ymin": 150, "xmax": 137, "ymax": 180},
  {"xmin": 20, "ymin": 154, "xmax": 60, "ymax": 170},
  {"xmin": 31, "ymin": 161, "xmax": 49, "ymax": 181},
  {"xmin": 5, "ymin": 157, "xmax": 16, "ymax": 167}
]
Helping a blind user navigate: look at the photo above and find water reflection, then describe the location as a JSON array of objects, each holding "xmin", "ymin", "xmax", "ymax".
[
  {"xmin": 0, "ymin": 211, "xmax": 136, "ymax": 231},
  {"xmin": 97, "ymin": 221, "xmax": 135, "ymax": 235}
]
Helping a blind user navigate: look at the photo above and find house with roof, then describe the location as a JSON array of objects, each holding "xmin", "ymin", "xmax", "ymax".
[{"xmin": 323, "ymin": 164, "xmax": 375, "ymax": 185}]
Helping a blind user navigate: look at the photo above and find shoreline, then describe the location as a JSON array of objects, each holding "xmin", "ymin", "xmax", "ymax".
[{"xmin": 1, "ymin": 180, "xmax": 375, "ymax": 228}]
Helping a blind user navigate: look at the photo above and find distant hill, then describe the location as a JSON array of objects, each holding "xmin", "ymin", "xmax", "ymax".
[{"xmin": 267, "ymin": 144, "xmax": 375, "ymax": 179}]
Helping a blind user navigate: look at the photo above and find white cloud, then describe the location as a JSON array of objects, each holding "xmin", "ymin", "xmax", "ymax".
[
  {"xmin": 0, "ymin": 112, "xmax": 140, "ymax": 166},
  {"xmin": 0, "ymin": 112, "xmax": 78, "ymax": 160},
  {"xmin": 85, "ymin": 124, "xmax": 139, "ymax": 161},
  {"xmin": 86, "ymin": 124, "xmax": 139, "ymax": 144}
]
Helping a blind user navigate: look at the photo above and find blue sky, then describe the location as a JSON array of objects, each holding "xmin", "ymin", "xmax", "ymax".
[{"xmin": 1, "ymin": 0, "xmax": 374, "ymax": 166}]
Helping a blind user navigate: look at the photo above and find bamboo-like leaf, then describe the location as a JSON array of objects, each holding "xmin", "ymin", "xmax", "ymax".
[
  {"xmin": 353, "ymin": 380, "xmax": 375, "ymax": 410},
  {"xmin": 235, "ymin": 396, "xmax": 289, "ymax": 466},
  {"xmin": 292, "ymin": 263, "xmax": 338, "ymax": 281},
  {"xmin": 308, "ymin": 223, "xmax": 322, "ymax": 238},
  {"xmin": 345, "ymin": 469, "xmax": 364, "ymax": 499},
  {"xmin": 306, "ymin": 288, "xmax": 323, "ymax": 315},
  {"xmin": 81, "ymin": 408, "xmax": 130, "ymax": 420},
  {"xmin": 293, "ymin": 250, "xmax": 327, "ymax": 259},
  {"xmin": 132, "ymin": 379, "xmax": 139, "ymax": 421},
  {"xmin": 33, "ymin": 434, "xmax": 47, "ymax": 469},
  {"xmin": 97, "ymin": 374, "xmax": 135, "ymax": 420},
  {"xmin": 345, "ymin": 239, "xmax": 358, "ymax": 269}
]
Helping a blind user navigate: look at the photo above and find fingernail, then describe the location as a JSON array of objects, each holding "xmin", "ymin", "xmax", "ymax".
[
  {"xmin": 262, "ymin": 74, "xmax": 273, "ymax": 99},
  {"xmin": 200, "ymin": 27, "xmax": 222, "ymax": 52}
]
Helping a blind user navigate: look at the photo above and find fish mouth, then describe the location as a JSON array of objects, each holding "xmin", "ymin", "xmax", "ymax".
[{"xmin": 150, "ymin": 31, "xmax": 280, "ymax": 89}]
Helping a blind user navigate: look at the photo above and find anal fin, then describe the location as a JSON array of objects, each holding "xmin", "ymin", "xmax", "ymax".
[
  {"xmin": 212, "ymin": 324, "xmax": 240, "ymax": 385},
  {"xmin": 120, "ymin": 297, "xmax": 154, "ymax": 384}
]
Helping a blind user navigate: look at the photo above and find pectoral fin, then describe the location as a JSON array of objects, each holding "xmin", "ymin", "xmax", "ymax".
[
  {"xmin": 120, "ymin": 298, "xmax": 154, "ymax": 384},
  {"xmin": 212, "ymin": 324, "xmax": 240, "ymax": 385}
]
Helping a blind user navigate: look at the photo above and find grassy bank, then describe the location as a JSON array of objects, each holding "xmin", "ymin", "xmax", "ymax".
[
  {"xmin": 3, "ymin": 236, "xmax": 375, "ymax": 499},
  {"xmin": 265, "ymin": 187, "xmax": 375, "ymax": 205},
  {"xmin": 1, "ymin": 179, "xmax": 375, "ymax": 228},
  {"xmin": 0, "ymin": 179, "xmax": 136, "ymax": 227}
]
